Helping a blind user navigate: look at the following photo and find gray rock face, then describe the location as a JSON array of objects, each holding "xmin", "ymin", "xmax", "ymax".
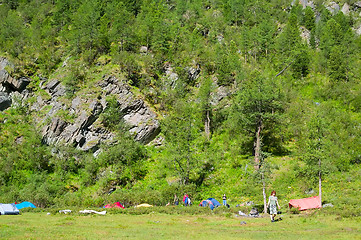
[
  {"xmin": 0, "ymin": 92, "xmax": 11, "ymax": 111},
  {"xmin": 299, "ymin": 0, "xmax": 307, "ymax": 9},
  {"xmin": 341, "ymin": 3, "xmax": 350, "ymax": 15},
  {"xmin": 354, "ymin": 1, "xmax": 361, "ymax": 9},
  {"xmin": 0, "ymin": 57, "xmax": 30, "ymax": 93},
  {"xmin": 38, "ymin": 75, "xmax": 160, "ymax": 151},
  {"xmin": 356, "ymin": 25, "xmax": 361, "ymax": 36},
  {"xmin": 300, "ymin": 26, "xmax": 311, "ymax": 45},
  {"xmin": 100, "ymin": 76, "xmax": 160, "ymax": 144},
  {"xmin": 326, "ymin": 2, "xmax": 340, "ymax": 14},
  {"xmin": 1, "ymin": 57, "xmax": 159, "ymax": 150}
]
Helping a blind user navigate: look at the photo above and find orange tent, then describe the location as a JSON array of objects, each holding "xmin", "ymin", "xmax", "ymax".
[{"xmin": 288, "ymin": 196, "xmax": 321, "ymax": 210}]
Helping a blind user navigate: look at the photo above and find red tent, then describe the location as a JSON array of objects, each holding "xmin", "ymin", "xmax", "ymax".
[
  {"xmin": 289, "ymin": 196, "xmax": 321, "ymax": 210},
  {"xmin": 104, "ymin": 202, "xmax": 124, "ymax": 209}
]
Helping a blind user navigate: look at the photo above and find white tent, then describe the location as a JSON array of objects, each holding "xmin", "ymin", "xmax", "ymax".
[{"xmin": 0, "ymin": 203, "xmax": 20, "ymax": 215}]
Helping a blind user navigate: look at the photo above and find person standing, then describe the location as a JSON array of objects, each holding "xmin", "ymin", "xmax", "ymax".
[
  {"xmin": 267, "ymin": 190, "xmax": 280, "ymax": 222},
  {"xmin": 173, "ymin": 194, "xmax": 179, "ymax": 206},
  {"xmin": 183, "ymin": 193, "xmax": 189, "ymax": 206},
  {"xmin": 222, "ymin": 194, "xmax": 227, "ymax": 206}
]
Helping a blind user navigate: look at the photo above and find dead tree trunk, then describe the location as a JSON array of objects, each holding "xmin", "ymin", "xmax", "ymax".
[
  {"xmin": 204, "ymin": 110, "xmax": 211, "ymax": 140},
  {"xmin": 262, "ymin": 172, "xmax": 267, "ymax": 214}
]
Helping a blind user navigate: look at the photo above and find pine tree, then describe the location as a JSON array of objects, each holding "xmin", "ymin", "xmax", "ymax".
[
  {"xmin": 303, "ymin": 6, "xmax": 315, "ymax": 31},
  {"xmin": 230, "ymin": 70, "xmax": 284, "ymax": 169},
  {"xmin": 162, "ymin": 100, "xmax": 201, "ymax": 185},
  {"xmin": 198, "ymin": 77, "xmax": 214, "ymax": 140},
  {"xmin": 69, "ymin": 0, "xmax": 101, "ymax": 55},
  {"xmin": 328, "ymin": 46, "xmax": 346, "ymax": 82},
  {"xmin": 301, "ymin": 104, "xmax": 332, "ymax": 207}
]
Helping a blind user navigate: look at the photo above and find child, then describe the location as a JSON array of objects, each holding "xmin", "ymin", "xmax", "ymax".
[{"xmin": 267, "ymin": 190, "xmax": 280, "ymax": 222}]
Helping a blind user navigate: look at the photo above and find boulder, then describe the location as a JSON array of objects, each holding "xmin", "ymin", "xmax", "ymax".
[
  {"xmin": 140, "ymin": 46, "xmax": 148, "ymax": 54},
  {"xmin": 0, "ymin": 92, "xmax": 11, "ymax": 111},
  {"xmin": 300, "ymin": 26, "xmax": 311, "ymax": 45},
  {"xmin": 45, "ymin": 79, "xmax": 66, "ymax": 97},
  {"xmin": 0, "ymin": 58, "xmax": 30, "ymax": 92},
  {"xmin": 186, "ymin": 63, "xmax": 201, "ymax": 82},
  {"xmin": 354, "ymin": 1, "xmax": 361, "ymax": 9},
  {"xmin": 341, "ymin": 3, "xmax": 350, "ymax": 15},
  {"xmin": 164, "ymin": 62, "xmax": 179, "ymax": 84},
  {"xmin": 299, "ymin": 0, "xmax": 308, "ymax": 9},
  {"xmin": 326, "ymin": 2, "xmax": 340, "ymax": 15},
  {"xmin": 355, "ymin": 25, "xmax": 361, "ymax": 36}
]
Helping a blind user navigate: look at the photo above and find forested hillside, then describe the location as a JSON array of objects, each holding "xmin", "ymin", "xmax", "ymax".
[{"xmin": 0, "ymin": 0, "xmax": 360, "ymax": 214}]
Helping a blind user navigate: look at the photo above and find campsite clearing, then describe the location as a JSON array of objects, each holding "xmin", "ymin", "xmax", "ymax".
[{"xmin": 0, "ymin": 212, "xmax": 360, "ymax": 239}]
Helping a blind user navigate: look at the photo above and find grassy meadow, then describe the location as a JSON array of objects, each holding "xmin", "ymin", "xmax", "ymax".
[{"xmin": 0, "ymin": 210, "xmax": 360, "ymax": 240}]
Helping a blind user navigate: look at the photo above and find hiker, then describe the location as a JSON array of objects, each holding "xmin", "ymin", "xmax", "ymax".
[
  {"xmin": 173, "ymin": 194, "xmax": 179, "ymax": 206},
  {"xmin": 222, "ymin": 194, "xmax": 227, "ymax": 206},
  {"xmin": 267, "ymin": 190, "xmax": 280, "ymax": 222},
  {"xmin": 183, "ymin": 194, "xmax": 189, "ymax": 206},
  {"xmin": 187, "ymin": 196, "xmax": 191, "ymax": 206}
]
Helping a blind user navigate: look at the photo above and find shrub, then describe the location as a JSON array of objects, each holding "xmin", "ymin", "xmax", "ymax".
[{"xmin": 289, "ymin": 207, "xmax": 300, "ymax": 214}]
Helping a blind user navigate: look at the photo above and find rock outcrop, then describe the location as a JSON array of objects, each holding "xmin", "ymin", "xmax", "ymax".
[
  {"xmin": 35, "ymin": 75, "xmax": 159, "ymax": 152},
  {"xmin": 326, "ymin": 2, "xmax": 340, "ymax": 14},
  {"xmin": 0, "ymin": 57, "xmax": 30, "ymax": 93},
  {"xmin": 0, "ymin": 57, "xmax": 160, "ymax": 151},
  {"xmin": 0, "ymin": 92, "xmax": 11, "ymax": 111}
]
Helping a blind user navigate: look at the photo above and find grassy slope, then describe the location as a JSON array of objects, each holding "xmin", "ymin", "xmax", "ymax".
[{"xmin": 0, "ymin": 212, "xmax": 360, "ymax": 239}]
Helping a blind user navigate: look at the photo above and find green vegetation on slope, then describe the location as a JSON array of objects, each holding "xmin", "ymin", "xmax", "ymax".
[{"xmin": 0, "ymin": 0, "xmax": 361, "ymax": 216}]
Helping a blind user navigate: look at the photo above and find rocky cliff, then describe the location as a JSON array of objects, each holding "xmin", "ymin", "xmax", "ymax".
[{"xmin": 0, "ymin": 58, "xmax": 160, "ymax": 152}]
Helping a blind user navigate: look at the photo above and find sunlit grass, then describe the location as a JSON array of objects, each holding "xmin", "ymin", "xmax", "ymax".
[{"xmin": 0, "ymin": 212, "xmax": 360, "ymax": 239}]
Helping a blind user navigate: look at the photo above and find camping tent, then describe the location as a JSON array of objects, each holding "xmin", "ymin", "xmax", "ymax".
[
  {"xmin": 0, "ymin": 203, "xmax": 20, "ymax": 215},
  {"xmin": 199, "ymin": 198, "xmax": 221, "ymax": 210},
  {"xmin": 207, "ymin": 198, "xmax": 221, "ymax": 207},
  {"xmin": 289, "ymin": 196, "xmax": 321, "ymax": 210},
  {"xmin": 15, "ymin": 201, "xmax": 36, "ymax": 210},
  {"xmin": 104, "ymin": 202, "xmax": 124, "ymax": 209},
  {"xmin": 199, "ymin": 199, "xmax": 214, "ymax": 209}
]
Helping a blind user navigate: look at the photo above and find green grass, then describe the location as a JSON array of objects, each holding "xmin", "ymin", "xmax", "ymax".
[{"xmin": 0, "ymin": 211, "xmax": 360, "ymax": 239}]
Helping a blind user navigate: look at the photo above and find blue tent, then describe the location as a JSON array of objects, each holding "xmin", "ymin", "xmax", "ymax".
[
  {"xmin": 15, "ymin": 201, "xmax": 36, "ymax": 210},
  {"xmin": 199, "ymin": 200, "xmax": 214, "ymax": 210},
  {"xmin": 199, "ymin": 198, "xmax": 221, "ymax": 210},
  {"xmin": 207, "ymin": 198, "xmax": 221, "ymax": 207}
]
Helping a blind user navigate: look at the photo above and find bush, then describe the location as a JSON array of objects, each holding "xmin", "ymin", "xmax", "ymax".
[{"xmin": 289, "ymin": 207, "xmax": 300, "ymax": 214}]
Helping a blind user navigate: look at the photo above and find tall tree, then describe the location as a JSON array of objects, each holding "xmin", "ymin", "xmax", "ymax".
[
  {"xmin": 162, "ymin": 100, "xmax": 201, "ymax": 185},
  {"xmin": 230, "ymin": 70, "xmax": 284, "ymax": 168},
  {"xmin": 229, "ymin": 70, "xmax": 284, "ymax": 212},
  {"xmin": 198, "ymin": 77, "xmax": 214, "ymax": 140},
  {"xmin": 222, "ymin": 0, "xmax": 246, "ymax": 26},
  {"xmin": 303, "ymin": 6, "xmax": 315, "ymax": 31},
  {"xmin": 301, "ymin": 104, "xmax": 330, "ymax": 207},
  {"xmin": 69, "ymin": 0, "xmax": 101, "ymax": 55}
]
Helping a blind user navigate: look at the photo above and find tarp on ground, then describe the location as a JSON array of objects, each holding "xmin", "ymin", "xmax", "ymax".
[
  {"xmin": 0, "ymin": 203, "xmax": 20, "ymax": 215},
  {"xmin": 103, "ymin": 202, "xmax": 124, "ymax": 209},
  {"xmin": 289, "ymin": 196, "xmax": 321, "ymax": 210},
  {"xmin": 135, "ymin": 203, "xmax": 153, "ymax": 208},
  {"xmin": 15, "ymin": 201, "xmax": 36, "ymax": 210}
]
